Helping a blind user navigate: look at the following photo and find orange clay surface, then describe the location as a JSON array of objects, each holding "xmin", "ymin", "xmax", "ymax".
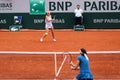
[{"xmin": 0, "ymin": 30, "xmax": 120, "ymax": 80}]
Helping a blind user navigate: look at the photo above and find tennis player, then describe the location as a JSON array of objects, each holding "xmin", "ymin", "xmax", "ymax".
[
  {"xmin": 70, "ymin": 48, "xmax": 93, "ymax": 80},
  {"xmin": 40, "ymin": 11, "xmax": 56, "ymax": 42}
]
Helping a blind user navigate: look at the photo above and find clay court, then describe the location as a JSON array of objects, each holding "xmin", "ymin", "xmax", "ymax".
[{"xmin": 0, "ymin": 30, "xmax": 120, "ymax": 80}]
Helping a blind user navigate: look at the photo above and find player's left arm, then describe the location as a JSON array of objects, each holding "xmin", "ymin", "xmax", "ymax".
[
  {"xmin": 70, "ymin": 60, "xmax": 80, "ymax": 70},
  {"xmin": 51, "ymin": 15, "xmax": 55, "ymax": 22}
]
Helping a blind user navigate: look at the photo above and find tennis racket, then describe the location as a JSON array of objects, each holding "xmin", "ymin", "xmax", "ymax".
[
  {"xmin": 55, "ymin": 52, "xmax": 72, "ymax": 79},
  {"xmin": 62, "ymin": 52, "xmax": 72, "ymax": 64},
  {"xmin": 53, "ymin": 15, "xmax": 56, "ymax": 19},
  {"xmin": 55, "ymin": 52, "xmax": 70, "ymax": 78},
  {"xmin": 52, "ymin": 15, "xmax": 56, "ymax": 22}
]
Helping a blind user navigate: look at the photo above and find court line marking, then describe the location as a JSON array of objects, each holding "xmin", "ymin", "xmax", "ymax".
[
  {"xmin": 0, "ymin": 51, "xmax": 120, "ymax": 54},
  {"xmin": 56, "ymin": 55, "xmax": 67, "ymax": 77}
]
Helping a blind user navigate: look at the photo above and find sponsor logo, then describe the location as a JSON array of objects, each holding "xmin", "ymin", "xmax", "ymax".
[
  {"xmin": 0, "ymin": 19, "xmax": 6, "ymax": 24},
  {"xmin": 30, "ymin": 0, "xmax": 45, "ymax": 14},
  {"xmin": 0, "ymin": 0, "xmax": 13, "ymax": 10},
  {"xmin": 84, "ymin": 0, "xmax": 120, "ymax": 12},
  {"xmin": 34, "ymin": 19, "xmax": 44, "ymax": 24},
  {"xmin": 93, "ymin": 19, "xmax": 120, "ymax": 23},
  {"xmin": 49, "ymin": 1, "xmax": 72, "ymax": 11},
  {"xmin": 14, "ymin": 16, "xmax": 22, "ymax": 24}
]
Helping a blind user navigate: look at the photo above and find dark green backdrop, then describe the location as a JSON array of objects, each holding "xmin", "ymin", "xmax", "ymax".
[{"xmin": 0, "ymin": 12, "xmax": 120, "ymax": 29}]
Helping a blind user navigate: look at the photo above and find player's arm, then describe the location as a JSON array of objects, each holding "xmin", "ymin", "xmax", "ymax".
[
  {"xmin": 46, "ymin": 16, "xmax": 55, "ymax": 22},
  {"xmin": 51, "ymin": 16, "xmax": 55, "ymax": 21},
  {"xmin": 46, "ymin": 16, "xmax": 50, "ymax": 22},
  {"xmin": 70, "ymin": 60, "xmax": 80, "ymax": 70}
]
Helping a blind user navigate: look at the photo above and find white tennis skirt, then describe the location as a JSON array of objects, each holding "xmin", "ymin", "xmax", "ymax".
[{"xmin": 45, "ymin": 22, "xmax": 53, "ymax": 29}]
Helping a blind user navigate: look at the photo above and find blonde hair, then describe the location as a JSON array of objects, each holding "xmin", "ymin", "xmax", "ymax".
[{"xmin": 46, "ymin": 11, "xmax": 50, "ymax": 14}]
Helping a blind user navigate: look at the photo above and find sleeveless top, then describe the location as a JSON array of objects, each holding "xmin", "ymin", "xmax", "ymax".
[{"xmin": 45, "ymin": 15, "xmax": 53, "ymax": 28}]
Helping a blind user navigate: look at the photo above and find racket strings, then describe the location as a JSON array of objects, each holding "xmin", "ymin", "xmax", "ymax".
[{"xmin": 63, "ymin": 52, "xmax": 72, "ymax": 64}]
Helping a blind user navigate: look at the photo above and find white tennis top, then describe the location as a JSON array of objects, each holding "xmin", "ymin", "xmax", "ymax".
[
  {"xmin": 74, "ymin": 8, "xmax": 83, "ymax": 17},
  {"xmin": 45, "ymin": 15, "xmax": 53, "ymax": 28}
]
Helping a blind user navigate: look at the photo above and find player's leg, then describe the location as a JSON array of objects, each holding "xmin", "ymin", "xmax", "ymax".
[
  {"xmin": 50, "ymin": 27, "xmax": 56, "ymax": 42},
  {"xmin": 40, "ymin": 28, "xmax": 49, "ymax": 42}
]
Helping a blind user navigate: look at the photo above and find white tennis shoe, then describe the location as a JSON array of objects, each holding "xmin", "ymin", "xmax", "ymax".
[{"xmin": 53, "ymin": 38, "xmax": 56, "ymax": 42}]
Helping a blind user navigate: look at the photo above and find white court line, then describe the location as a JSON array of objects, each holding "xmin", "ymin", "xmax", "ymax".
[
  {"xmin": 56, "ymin": 56, "xmax": 67, "ymax": 77},
  {"xmin": 54, "ymin": 52, "xmax": 57, "ymax": 80},
  {"xmin": 0, "ymin": 51, "xmax": 120, "ymax": 54}
]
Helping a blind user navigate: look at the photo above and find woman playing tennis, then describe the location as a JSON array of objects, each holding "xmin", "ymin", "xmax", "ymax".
[
  {"xmin": 70, "ymin": 48, "xmax": 93, "ymax": 80},
  {"xmin": 40, "ymin": 11, "xmax": 56, "ymax": 42}
]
